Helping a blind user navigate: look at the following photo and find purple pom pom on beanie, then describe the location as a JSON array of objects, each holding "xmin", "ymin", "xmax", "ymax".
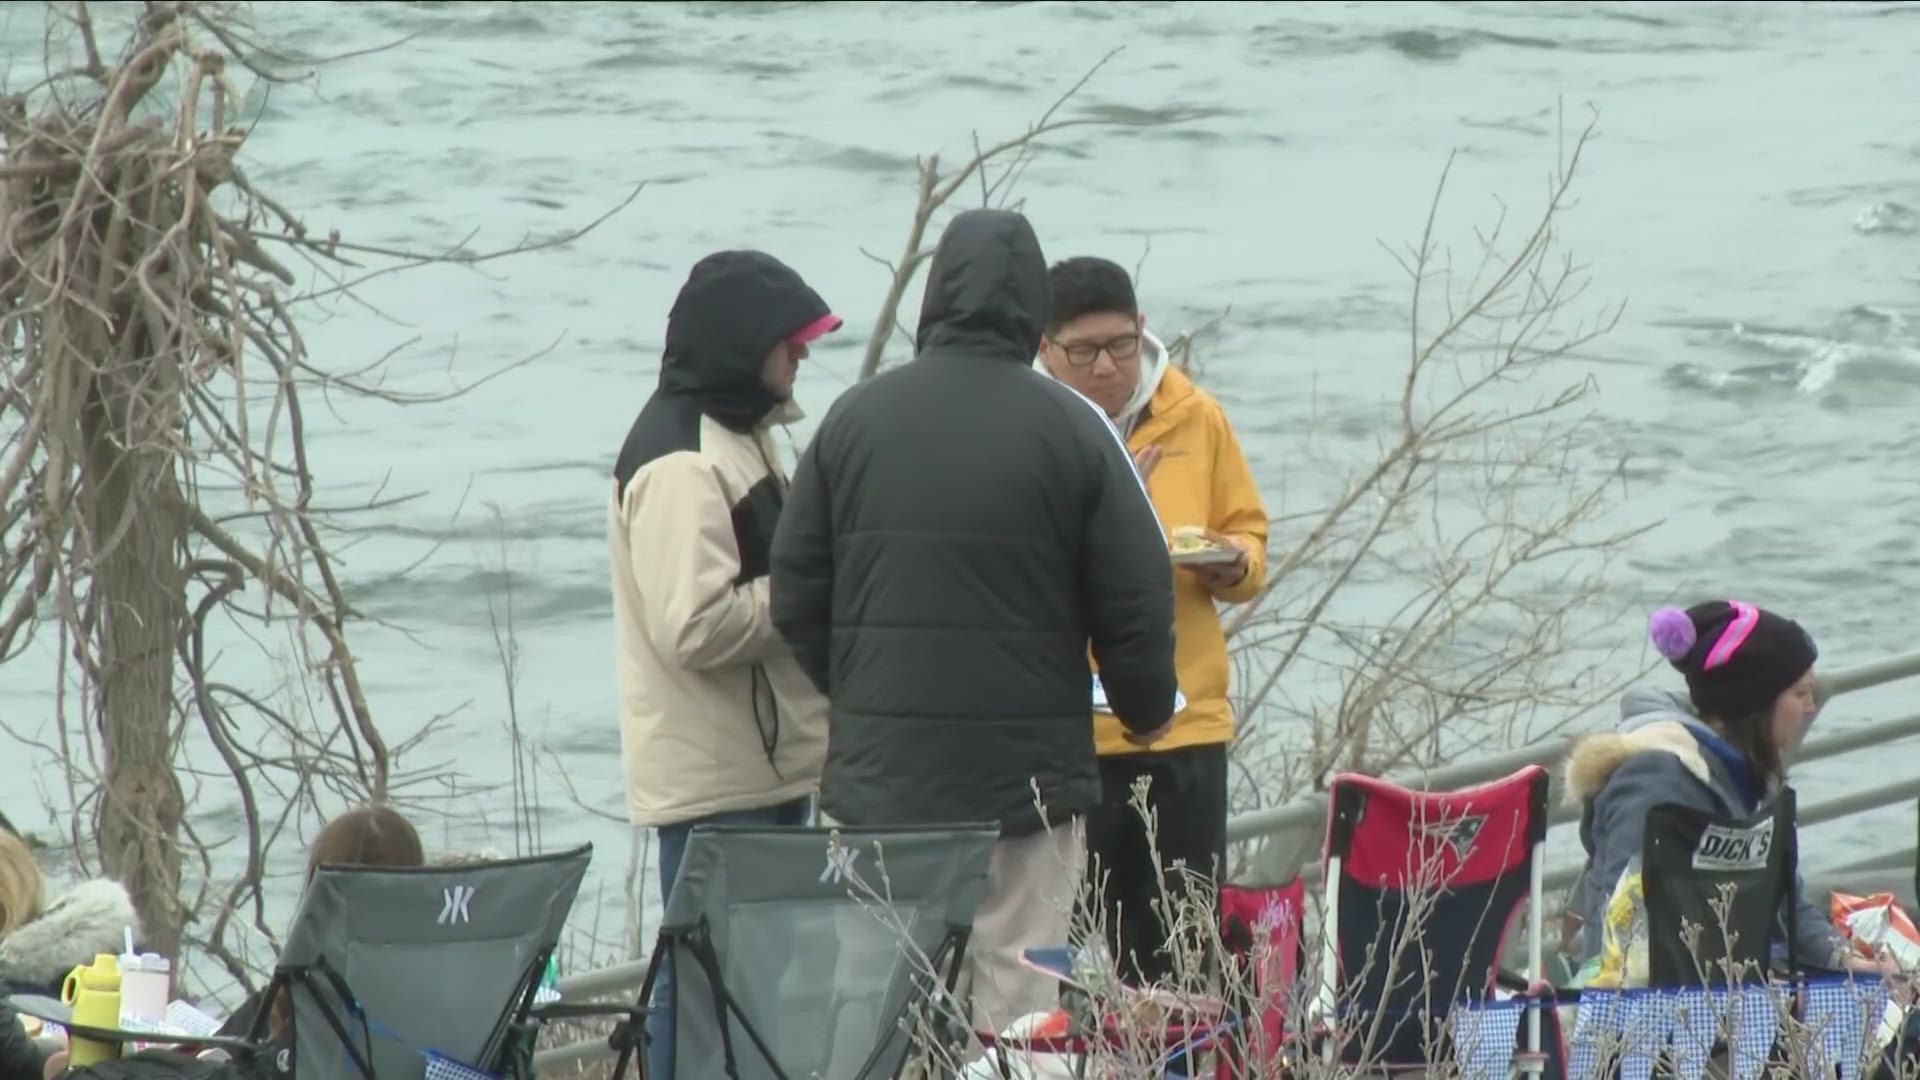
[{"xmin": 1649, "ymin": 606, "xmax": 1697, "ymax": 663}]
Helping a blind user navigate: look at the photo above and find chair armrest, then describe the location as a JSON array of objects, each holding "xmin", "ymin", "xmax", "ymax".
[
  {"xmin": 529, "ymin": 1002, "xmax": 647, "ymax": 1023},
  {"xmin": 68, "ymin": 1028, "xmax": 261, "ymax": 1055},
  {"xmin": 1794, "ymin": 963, "xmax": 1851, "ymax": 980},
  {"xmin": 1494, "ymin": 967, "xmax": 1582, "ymax": 1004}
]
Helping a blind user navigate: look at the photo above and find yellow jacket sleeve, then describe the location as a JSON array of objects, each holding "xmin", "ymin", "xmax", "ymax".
[{"xmin": 1205, "ymin": 405, "xmax": 1269, "ymax": 605}]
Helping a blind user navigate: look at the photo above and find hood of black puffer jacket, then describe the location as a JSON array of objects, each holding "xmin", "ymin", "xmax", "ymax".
[
  {"xmin": 657, "ymin": 250, "xmax": 837, "ymax": 432},
  {"xmin": 914, "ymin": 208, "xmax": 1050, "ymax": 364}
]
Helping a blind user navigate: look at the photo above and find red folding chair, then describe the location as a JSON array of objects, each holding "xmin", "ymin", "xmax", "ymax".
[
  {"xmin": 1308, "ymin": 767, "xmax": 1564, "ymax": 1078},
  {"xmin": 1216, "ymin": 876, "xmax": 1306, "ymax": 1078}
]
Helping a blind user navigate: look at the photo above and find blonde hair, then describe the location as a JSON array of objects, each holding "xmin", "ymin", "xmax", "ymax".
[{"xmin": 0, "ymin": 830, "xmax": 46, "ymax": 935}]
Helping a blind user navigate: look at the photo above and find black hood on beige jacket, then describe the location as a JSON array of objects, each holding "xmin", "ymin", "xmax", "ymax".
[{"xmin": 607, "ymin": 252, "xmax": 832, "ymax": 828}]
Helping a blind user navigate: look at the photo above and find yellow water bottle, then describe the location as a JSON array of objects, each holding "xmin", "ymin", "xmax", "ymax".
[{"xmin": 61, "ymin": 952, "xmax": 123, "ymax": 1066}]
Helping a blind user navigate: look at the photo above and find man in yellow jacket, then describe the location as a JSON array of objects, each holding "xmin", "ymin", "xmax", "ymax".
[{"xmin": 1036, "ymin": 256, "xmax": 1270, "ymax": 985}]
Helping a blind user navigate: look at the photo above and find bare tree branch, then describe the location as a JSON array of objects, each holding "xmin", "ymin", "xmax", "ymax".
[
  {"xmin": 857, "ymin": 46, "xmax": 1211, "ymax": 380},
  {"xmin": 0, "ymin": 0, "xmax": 635, "ymax": 988},
  {"xmin": 1219, "ymin": 104, "xmax": 1655, "ymax": 827}
]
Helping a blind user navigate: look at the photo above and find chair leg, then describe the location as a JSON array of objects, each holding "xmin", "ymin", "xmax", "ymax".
[{"xmin": 612, "ymin": 1038, "xmax": 639, "ymax": 1080}]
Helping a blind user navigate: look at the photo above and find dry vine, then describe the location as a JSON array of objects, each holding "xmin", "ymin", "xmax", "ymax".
[{"xmin": 0, "ymin": 0, "xmax": 633, "ymax": 992}]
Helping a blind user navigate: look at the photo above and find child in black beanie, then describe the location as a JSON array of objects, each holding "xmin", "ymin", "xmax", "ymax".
[{"xmin": 1561, "ymin": 599, "xmax": 1894, "ymax": 983}]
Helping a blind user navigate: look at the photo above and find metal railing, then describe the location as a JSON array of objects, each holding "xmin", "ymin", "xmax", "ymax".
[{"xmin": 530, "ymin": 647, "xmax": 1920, "ymax": 1073}]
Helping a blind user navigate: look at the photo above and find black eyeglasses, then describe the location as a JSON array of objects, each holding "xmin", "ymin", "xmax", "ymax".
[{"xmin": 1050, "ymin": 333, "xmax": 1142, "ymax": 367}]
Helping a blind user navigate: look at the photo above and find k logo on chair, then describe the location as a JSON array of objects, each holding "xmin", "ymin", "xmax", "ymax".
[
  {"xmin": 819, "ymin": 843, "xmax": 861, "ymax": 886},
  {"xmin": 438, "ymin": 884, "xmax": 475, "ymax": 925}
]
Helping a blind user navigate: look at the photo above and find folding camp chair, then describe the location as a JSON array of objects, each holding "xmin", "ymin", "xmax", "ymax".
[
  {"xmin": 1641, "ymin": 792, "xmax": 1797, "ymax": 988},
  {"xmin": 631, "ymin": 824, "xmax": 998, "ymax": 1080},
  {"xmin": 260, "ymin": 843, "xmax": 595, "ymax": 1080},
  {"xmin": 1310, "ymin": 767, "xmax": 1561, "ymax": 1078},
  {"xmin": 1563, "ymin": 794, "xmax": 1820, "ymax": 1079},
  {"xmin": 7, "ymin": 844, "xmax": 596, "ymax": 1080},
  {"xmin": 1216, "ymin": 876, "xmax": 1306, "ymax": 1078}
]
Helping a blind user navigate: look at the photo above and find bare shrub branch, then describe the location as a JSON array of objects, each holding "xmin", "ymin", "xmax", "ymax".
[{"xmin": 1220, "ymin": 105, "xmax": 1657, "ymax": 837}]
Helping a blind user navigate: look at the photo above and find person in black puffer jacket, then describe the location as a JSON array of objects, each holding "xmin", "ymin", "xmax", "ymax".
[{"xmin": 769, "ymin": 207, "xmax": 1178, "ymax": 1035}]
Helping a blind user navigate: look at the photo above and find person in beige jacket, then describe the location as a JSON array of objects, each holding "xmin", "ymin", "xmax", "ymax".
[{"xmin": 608, "ymin": 249, "xmax": 840, "ymax": 1080}]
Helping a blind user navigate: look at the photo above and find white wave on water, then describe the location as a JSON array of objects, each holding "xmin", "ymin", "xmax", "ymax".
[
  {"xmin": 1668, "ymin": 306, "xmax": 1920, "ymax": 397},
  {"xmin": 1855, "ymin": 201, "xmax": 1919, "ymax": 236}
]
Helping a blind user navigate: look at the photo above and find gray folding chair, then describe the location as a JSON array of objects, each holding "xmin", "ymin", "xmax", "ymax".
[
  {"xmin": 632, "ymin": 824, "xmax": 998, "ymax": 1080},
  {"xmin": 256, "ymin": 843, "xmax": 594, "ymax": 1080}
]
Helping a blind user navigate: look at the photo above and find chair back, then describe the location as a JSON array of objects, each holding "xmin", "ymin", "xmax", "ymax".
[
  {"xmin": 1641, "ymin": 791, "xmax": 1795, "ymax": 987},
  {"xmin": 659, "ymin": 824, "xmax": 997, "ymax": 1080},
  {"xmin": 1216, "ymin": 876, "xmax": 1305, "ymax": 1078},
  {"xmin": 1319, "ymin": 767, "xmax": 1550, "ymax": 1065},
  {"xmin": 268, "ymin": 844, "xmax": 591, "ymax": 1080}
]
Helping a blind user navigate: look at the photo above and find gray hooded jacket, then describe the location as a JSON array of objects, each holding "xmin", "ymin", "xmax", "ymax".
[
  {"xmin": 1565, "ymin": 686, "xmax": 1844, "ymax": 971},
  {"xmin": 0, "ymin": 878, "xmax": 138, "ymax": 994}
]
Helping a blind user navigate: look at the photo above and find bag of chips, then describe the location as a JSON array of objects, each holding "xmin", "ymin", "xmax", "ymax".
[
  {"xmin": 1832, "ymin": 891, "xmax": 1920, "ymax": 972},
  {"xmin": 1588, "ymin": 859, "xmax": 1650, "ymax": 989}
]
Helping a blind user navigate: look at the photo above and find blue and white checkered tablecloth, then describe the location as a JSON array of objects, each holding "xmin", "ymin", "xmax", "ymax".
[
  {"xmin": 425, "ymin": 1052, "xmax": 501, "ymax": 1080},
  {"xmin": 1451, "ymin": 999, "xmax": 1529, "ymax": 1080},
  {"xmin": 1802, "ymin": 978, "xmax": 1894, "ymax": 1079},
  {"xmin": 1560, "ymin": 978, "xmax": 1888, "ymax": 1080},
  {"xmin": 1328, "ymin": 977, "xmax": 1891, "ymax": 1079}
]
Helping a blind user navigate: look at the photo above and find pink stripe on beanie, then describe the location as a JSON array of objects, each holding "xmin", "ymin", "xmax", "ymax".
[{"xmin": 789, "ymin": 313, "xmax": 843, "ymax": 345}]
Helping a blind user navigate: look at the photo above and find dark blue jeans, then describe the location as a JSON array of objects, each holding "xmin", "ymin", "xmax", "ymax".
[{"xmin": 646, "ymin": 796, "xmax": 810, "ymax": 1080}]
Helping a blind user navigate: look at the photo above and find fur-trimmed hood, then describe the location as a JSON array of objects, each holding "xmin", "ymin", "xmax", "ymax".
[
  {"xmin": 0, "ymin": 878, "xmax": 138, "ymax": 992},
  {"xmin": 1561, "ymin": 686, "xmax": 1713, "ymax": 805}
]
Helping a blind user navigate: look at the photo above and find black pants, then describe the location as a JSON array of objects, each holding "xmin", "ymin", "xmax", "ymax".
[{"xmin": 1085, "ymin": 742, "xmax": 1230, "ymax": 986}]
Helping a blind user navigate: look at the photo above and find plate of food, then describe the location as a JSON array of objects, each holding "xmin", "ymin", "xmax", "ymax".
[{"xmin": 1168, "ymin": 525, "xmax": 1239, "ymax": 566}]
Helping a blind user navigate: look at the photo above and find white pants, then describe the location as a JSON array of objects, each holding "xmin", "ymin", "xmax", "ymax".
[
  {"xmin": 820, "ymin": 815, "xmax": 1087, "ymax": 1042},
  {"xmin": 961, "ymin": 820, "xmax": 1087, "ymax": 1036}
]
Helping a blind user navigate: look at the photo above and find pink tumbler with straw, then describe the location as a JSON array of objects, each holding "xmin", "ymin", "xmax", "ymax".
[{"xmin": 118, "ymin": 945, "xmax": 170, "ymax": 1050}]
